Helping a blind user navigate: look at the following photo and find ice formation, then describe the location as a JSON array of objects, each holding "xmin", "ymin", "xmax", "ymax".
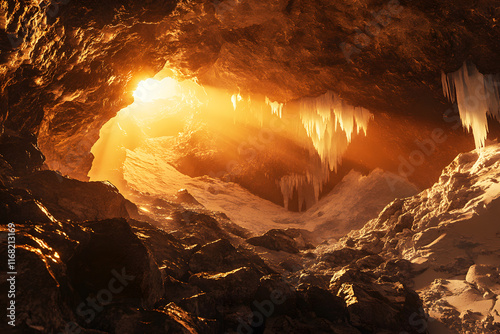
[
  {"xmin": 231, "ymin": 93, "xmax": 243, "ymax": 110},
  {"xmin": 442, "ymin": 62, "xmax": 500, "ymax": 149},
  {"xmin": 278, "ymin": 91, "xmax": 373, "ymax": 211},
  {"xmin": 299, "ymin": 90, "xmax": 373, "ymax": 170},
  {"xmin": 279, "ymin": 165, "xmax": 330, "ymax": 211},
  {"xmin": 265, "ymin": 96, "xmax": 283, "ymax": 118}
]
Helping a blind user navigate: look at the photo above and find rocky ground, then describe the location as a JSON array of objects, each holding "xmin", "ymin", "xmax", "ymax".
[
  {"xmin": 0, "ymin": 126, "xmax": 429, "ymax": 334},
  {"xmin": 2, "ymin": 123, "xmax": 500, "ymax": 334}
]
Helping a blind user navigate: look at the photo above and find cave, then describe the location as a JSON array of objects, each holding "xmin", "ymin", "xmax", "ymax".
[{"xmin": 1, "ymin": 0, "xmax": 500, "ymax": 333}]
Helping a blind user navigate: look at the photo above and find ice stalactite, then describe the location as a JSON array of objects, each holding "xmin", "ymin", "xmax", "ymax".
[
  {"xmin": 442, "ymin": 62, "xmax": 500, "ymax": 149},
  {"xmin": 299, "ymin": 90, "xmax": 373, "ymax": 170},
  {"xmin": 279, "ymin": 164, "xmax": 330, "ymax": 211},
  {"xmin": 231, "ymin": 93, "xmax": 243, "ymax": 110},
  {"xmin": 279, "ymin": 91, "xmax": 372, "ymax": 211},
  {"xmin": 265, "ymin": 97, "xmax": 283, "ymax": 118}
]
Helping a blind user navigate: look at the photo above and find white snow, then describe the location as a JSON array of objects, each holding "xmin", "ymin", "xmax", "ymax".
[
  {"xmin": 121, "ymin": 138, "xmax": 417, "ymax": 238},
  {"xmin": 338, "ymin": 144, "xmax": 500, "ymax": 333}
]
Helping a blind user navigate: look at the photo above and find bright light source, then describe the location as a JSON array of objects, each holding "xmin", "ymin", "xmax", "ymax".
[{"xmin": 133, "ymin": 77, "xmax": 180, "ymax": 103}]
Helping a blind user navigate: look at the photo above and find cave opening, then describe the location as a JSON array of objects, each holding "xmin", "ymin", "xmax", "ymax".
[{"xmin": 88, "ymin": 67, "xmax": 378, "ymax": 218}]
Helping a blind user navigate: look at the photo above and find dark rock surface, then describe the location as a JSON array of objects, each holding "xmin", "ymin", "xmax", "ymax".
[
  {"xmin": 12, "ymin": 170, "xmax": 139, "ymax": 222},
  {"xmin": 246, "ymin": 228, "xmax": 317, "ymax": 253},
  {"xmin": 0, "ymin": 146, "xmax": 429, "ymax": 333}
]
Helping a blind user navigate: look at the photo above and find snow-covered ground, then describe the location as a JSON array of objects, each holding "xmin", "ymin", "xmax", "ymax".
[
  {"xmin": 337, "ymin": 144, "xmax": 500, "ymax": 333},
  {"xmin": 121, "ymin": 137, "xmax": 418, "ymax": 239}
]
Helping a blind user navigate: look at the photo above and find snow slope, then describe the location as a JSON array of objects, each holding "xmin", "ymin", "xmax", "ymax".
[
  {"xmin": 121, "ymin": 137, "xmax": 417, "ymax": 238},
  {"xmin": 337, "ymin": 143, "xmax": 500, "ymax": 333}
]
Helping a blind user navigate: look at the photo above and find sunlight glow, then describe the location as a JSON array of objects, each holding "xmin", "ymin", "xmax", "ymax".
[
  {"xmin": 133, "ymin": 77, "xmax": 180, "ymax": 103},
  {"xmin": 89, "ymin": 72, "xmax": 373, "ymax": 211}
]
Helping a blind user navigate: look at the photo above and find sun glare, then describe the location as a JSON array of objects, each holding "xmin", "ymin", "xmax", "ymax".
[{"xmin": 133, "ymin": 77, "xmax": 180, "ymax": 103}]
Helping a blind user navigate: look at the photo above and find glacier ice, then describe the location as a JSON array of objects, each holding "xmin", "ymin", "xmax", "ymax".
[{"xmin": 442, "ymin": 62, "xmax": 500, "ymax": 149}]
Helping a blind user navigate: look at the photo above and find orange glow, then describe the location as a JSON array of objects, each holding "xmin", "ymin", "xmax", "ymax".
[
  {"xmin": 88, "ymin": 74, "xmax": 277, "ymax": 194},
  {"xmin": 88, "ymin": 71, "xmax": 372, "ymax": 208}
]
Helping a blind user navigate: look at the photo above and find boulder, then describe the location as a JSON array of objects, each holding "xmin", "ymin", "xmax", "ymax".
[
  {"xmin": 12, "ymin": 171, "xmax": 138, "ymax": 222},
  {"xmin": 189, "ymin": 267, "xmax": 261, "ymax": 304},
  {"xmin": 246, "ymin": 228, "xmax": 316, "ymax": 254},
  {"xmin": 67, "ymin": 219, "xmax": 164, "ymax": 311},
  {"xmin": 189, "ymin": 238, "xmax": 272, "ymax": 275},
  {"xmin": 297, "ymin": 284, "xmax": 348, "ymax": 323}
]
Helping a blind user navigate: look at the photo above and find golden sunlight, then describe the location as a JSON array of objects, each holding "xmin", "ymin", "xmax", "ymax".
[{"xmin": 88, "ymin": 70, "xmax": 371, "ymax": 207}]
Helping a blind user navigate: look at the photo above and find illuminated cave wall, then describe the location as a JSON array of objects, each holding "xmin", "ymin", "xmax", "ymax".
[{"xmin": 2, "ymin": 0, "xmax": 500, "ymax": 205}]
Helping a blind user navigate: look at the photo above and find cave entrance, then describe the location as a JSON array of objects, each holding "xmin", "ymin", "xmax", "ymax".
[
  {"xmin": 88, "ymin": 69, "xmax": 373, "ymax": 216},
  {"xmin": 88, "ymin": 69, "xmax": 310, "ymax": 212}
]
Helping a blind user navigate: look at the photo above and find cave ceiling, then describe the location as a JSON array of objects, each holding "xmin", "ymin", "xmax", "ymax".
[{"xmin": 1, "ymin": 0, "xmax": 499, "ymax": 182}]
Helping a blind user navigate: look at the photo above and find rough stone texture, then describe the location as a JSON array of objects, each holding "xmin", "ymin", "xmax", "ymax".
[
  {"xmin": 246, "ymin": 228, "xmax": 317, "ymax": 253},
  {"xmin": 0, "ymin": 143, "xmax": 429, "ymax": 333},
  {"xmin": 1, "ymin": 0, "xmax": 499, "ymax": 188},
  {"xmin": 12, "ymin": 170, "xmax": 139, "ymax": 222}
]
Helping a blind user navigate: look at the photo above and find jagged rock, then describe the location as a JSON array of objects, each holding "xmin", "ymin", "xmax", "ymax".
[
  {"xmin": 353, "ymin": 254, "xmax": 385, "ymax": 270},
  {"xmin": 0, "ymin": 186, "xmax": 57, "ymax": 224},
  {"xmin": 377, "ymin": 259, "xmax": 416, "ymax": 285},
  {"xmin": 253, "ymin": 274, "xmax": 298, "ymax": 318},
  {"xmin": 12, "ymin": 171, "xmax": 138, "ymax": 222},
  {"xmin": 296, "ymin": 284, "xmax": 348, "ymax": 323},
  {"xmin": 298, "ymin": 272, "xmax": 331, "ymax": 290},
  {"xmin": 336, "ymin": 280, "xmax": 426, "ymax": 333},
  {"xmin": 0, "ymin": 133, "xmax": 44, "ymax": 176},
  {"xmin": 261, "ymin": 315, "xmax": 362, "ymax": 334},
  {"xmin": 178, "ymin": 292, "xmax": 220, "ymax": 320},
  {"xmin": 188, "ymin": 267, "xmax": 261, "ymax": 304},
  {"xmin": 332, "ymin": 146, "xmax": 500, "ymax": 332},
  {"xmin": 189, "ymin": 238, "xmax": 272, "ymax": 275},
  {"xmin": 86, "ymin": 302, "xmax": 217, "ymax": 334},
  {"xmin": 170, "ymin": 210, "xmax": 238, "ymax": 245},
  {"xmin": 0, "ymin": 246, "xmax": 75, "ymax": 333},
  {"xmin": 173, "ymin": 188, "xmax": 202, "ymax": 206},
  {"xmin": 246, "ymin": 228, "xmax": 316, "ymax": 254},
  {"xmin": 319, "ymin": 248, "xmax": 373, "ymax": 268},
  {"xmin": 162, "ymin": 302, "xmax": 218, "ymax": 333},
  {"xmin": 162, "ymin": 275, "xmax": 201, "ymax": 305},
  {"xmin": 0, "ymin": 216, "xmax": 89, "ymax": 332},
  {"xmin": 279, "ymin": 258, "xmax": 303, "ymax": 272},
  {"xmin": 67, "ymin": 219, "xmax": 164, "ymax": 310},
  {"xmin": 129, "ymin": 220, "xmax": 191, "ymax": 280},
  {"xmin": 329, "ymin": 268, "xmax": 374, "ymax": 294}
]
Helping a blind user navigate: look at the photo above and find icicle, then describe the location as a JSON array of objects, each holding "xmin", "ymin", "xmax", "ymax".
[
  {"xmin": 299, "ymin": 90, "xmax": 373, "ymax": 171},
  {"xmin": 265, "ymin": 97, "xmax": 283, "ymax": 118},
  {"xmin": 279, "ymin": 164, "xmax": 330, "ymax": 211},
  {"xmin": 278, "ymin": 92, "xmax": 372, "ymax": 211},
  {"xmin": 441, "ymin": 62, "xmax": 500, "ymax": 149},
  {"xmin": 231, "ymin": 93, "xmax": 242, "ymax": 110}
]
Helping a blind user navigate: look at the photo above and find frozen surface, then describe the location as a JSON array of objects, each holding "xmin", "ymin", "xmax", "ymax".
[{"xmin": 123, "ymin": 136, "xmax": 416, "ymax": 239}]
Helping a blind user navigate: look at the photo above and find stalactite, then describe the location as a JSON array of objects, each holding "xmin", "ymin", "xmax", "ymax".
[
  {"xmin": 278, "ymin": 164, "xmax": 330, "ymax": 211},
  {"xmin": 279, "ymin": 91, "xmax": 372, "ymax": 211},
  {"xmin": 265, "ymin": 97, "xmax": 283, "ymax": 118},
  {"xmin": 299, "ymin": 90, "xmax": 373, "ymax": 171},
  {"xmin": 231, "ymin": 93, "xmax": 242, "ymax": 110},
  {"xmin": 442, "ymin": 62, "xmax": 500, "ymax": 149}
]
